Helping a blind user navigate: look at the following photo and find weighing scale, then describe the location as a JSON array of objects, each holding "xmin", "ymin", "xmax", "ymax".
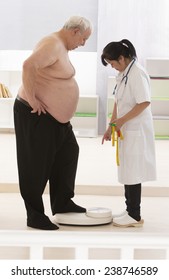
[{"xmin": 53, "ymin": 207, "xmax": 112, "ymax": 226}]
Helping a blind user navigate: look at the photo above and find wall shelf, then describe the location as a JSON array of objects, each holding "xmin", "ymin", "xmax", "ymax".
[
  {"xmin": 0, "ymin": 98, "xmax": 15, "ymax": 131},
  {"xmin": 71, "ymin": 95, "xmax": 99, "ymax": 137},
  {"xmin": 147, "ymin": 58, "xmax": 169, "ymax": 139}
]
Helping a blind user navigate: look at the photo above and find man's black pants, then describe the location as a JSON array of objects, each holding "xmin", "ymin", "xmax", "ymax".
[{"xmin": 14, "ymin": 98, "xmax": 79, "ymax": 222}]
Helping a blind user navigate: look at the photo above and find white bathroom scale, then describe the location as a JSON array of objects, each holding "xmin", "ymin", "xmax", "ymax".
[{"xmin": 53, "ymin": 207, "xmax": 112, "ymax": 226}]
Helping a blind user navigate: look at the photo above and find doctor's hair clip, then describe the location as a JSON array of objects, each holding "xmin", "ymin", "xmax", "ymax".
[{"xmin": 122, "ymin": 42, "xmax": 129, "ymax": 48}]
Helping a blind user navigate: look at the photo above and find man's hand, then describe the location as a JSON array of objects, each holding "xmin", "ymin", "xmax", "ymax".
[{"xmin": 29, "ymin": 97, "xmax": 47, "ymax": 115}]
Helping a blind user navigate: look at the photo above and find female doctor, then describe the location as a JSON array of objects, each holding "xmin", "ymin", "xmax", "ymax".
[{"xmin": 101, "ymin": 39, "xmax": 156, "ymax": 227}]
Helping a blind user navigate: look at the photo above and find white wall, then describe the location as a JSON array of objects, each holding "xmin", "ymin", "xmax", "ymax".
[
  {"xmin": 70, "ymin": 52, "xmax": 97, "ymax": 96},
  {"xmin": 1, "ymin": 0, "xmax": 169, "ymax": 133},
  {"xmin": 96, "ymin": 0, "xmax": 169, "ymax": 133},
  {"xmin": 0, "ymin": 0, "xmax": 98, "ymax": 51}
]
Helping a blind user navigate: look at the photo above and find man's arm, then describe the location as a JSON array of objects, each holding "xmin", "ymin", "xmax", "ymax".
[{"xmin": 22, "ymin": 38, "xmax": 59, "ymax": 115}]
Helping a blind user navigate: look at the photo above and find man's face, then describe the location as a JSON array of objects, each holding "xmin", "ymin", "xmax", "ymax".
[{"xmin": 69, "ymin": 27, "xmax": 91, "ymax": 50}]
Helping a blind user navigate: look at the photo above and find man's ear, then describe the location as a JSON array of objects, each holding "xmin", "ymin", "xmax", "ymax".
[{"xmin": 73, "ymin": 28, "xmax": 81, "ymax": 35}]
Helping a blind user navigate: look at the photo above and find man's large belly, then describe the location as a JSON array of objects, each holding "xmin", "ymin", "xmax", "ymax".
[
  {"xmin": 19, "ymin": 79, "xmax": 79, "ymax": 123},
  {"xmin": 38, "ymin": 88, "xmax": 79, "ymax": 123}
]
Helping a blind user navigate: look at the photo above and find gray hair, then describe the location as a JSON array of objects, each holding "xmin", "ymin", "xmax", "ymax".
[{"xmin": 63, "ymin": 16, "xmax": 92, "ymax": 32}]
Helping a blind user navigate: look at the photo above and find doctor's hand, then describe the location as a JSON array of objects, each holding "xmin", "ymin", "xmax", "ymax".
[
  {"xmin": 112, "ymin": 117, "xmax": 125, "ymax": 132},
  {"xmin": 102, "ymin": 126, "xmax": 112, "ymax": 144}
]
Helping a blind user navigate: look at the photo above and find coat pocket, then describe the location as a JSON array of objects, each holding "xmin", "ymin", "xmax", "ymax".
[{"xmin": 123, "ymin": 130, "xmax": 142, "ymax": 156}]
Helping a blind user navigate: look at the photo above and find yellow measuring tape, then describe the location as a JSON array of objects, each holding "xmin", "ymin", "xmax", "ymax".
[{"xmin": 109, "ymin": 123, "xmax": 124, "ymax": 166}]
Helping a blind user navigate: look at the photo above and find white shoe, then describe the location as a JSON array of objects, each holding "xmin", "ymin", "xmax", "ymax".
[
  {"xmin": 112, "ymin": 210, "xmax": 127, "ymax": 219},
  {"xmin": 113, "ymin": 213, "xmax": 144, "ymax": 228}
]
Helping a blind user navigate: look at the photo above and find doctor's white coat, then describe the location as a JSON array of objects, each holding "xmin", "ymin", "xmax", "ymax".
[{"xmin": 114, "ymin": 60, "xmax": 156, "ymax": 185}]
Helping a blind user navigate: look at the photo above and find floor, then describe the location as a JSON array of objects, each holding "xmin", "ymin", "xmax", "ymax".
[
  {"xmin": 0, "ymin": 193, "xmax": 169, "ymax": 234},
  {"xmin": 0, "ymin": 133, "xmax": 169, "ymax": 260}
]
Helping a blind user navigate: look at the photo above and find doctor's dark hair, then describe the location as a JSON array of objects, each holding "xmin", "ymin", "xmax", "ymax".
[{"xmin": 101, "ymin": 39, "xmax": 137, "ymax": 66}]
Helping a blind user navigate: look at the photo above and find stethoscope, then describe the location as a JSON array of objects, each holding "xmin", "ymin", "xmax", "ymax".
[{"xmin": 112, "ymin": 58, "xmax": 136, "ymax": 95}]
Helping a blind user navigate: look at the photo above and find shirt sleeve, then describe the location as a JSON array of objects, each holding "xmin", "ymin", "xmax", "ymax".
[{"xmin": 131, "ymin": 67, "xmax": 151, "ymax": 104}]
